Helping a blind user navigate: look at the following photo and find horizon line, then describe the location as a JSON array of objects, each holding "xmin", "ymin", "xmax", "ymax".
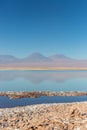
[{"xmin": 0, "ymin": 67, "xmax": 87, "ymax": 71}]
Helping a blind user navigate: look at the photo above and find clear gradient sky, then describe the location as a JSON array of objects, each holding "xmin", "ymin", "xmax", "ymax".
[{"xmin": 0, "ymin": 0, "xmax": 87, "ymax": 59}]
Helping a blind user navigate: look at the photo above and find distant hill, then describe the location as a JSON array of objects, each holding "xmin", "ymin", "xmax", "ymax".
[
  {"xmin": 49, "ymin": 54, "xmax": 71, "ymax": 61},
  {"xmin": 0, "ymin": 53, "xmax": 87, "ymax": 69},
  {"xmin": 22, "ymin": 53, "xmax": 52, "ymax": 62},
  {"xmin": 0, "ymin": 55, "xmax": 19, "ymax": 64}
]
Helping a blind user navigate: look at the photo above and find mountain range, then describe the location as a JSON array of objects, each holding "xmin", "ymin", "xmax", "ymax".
[{"xmin": 0, "ymin": 52, "xmax": 87, "ymax": 69}]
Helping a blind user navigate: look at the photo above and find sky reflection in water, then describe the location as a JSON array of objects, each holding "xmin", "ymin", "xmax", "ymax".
[{"xmin": 0, "ymin": 70, "xmax": 87, "ymax": 92}]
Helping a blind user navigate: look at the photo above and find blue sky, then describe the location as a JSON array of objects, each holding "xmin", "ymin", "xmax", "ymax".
[{"xmin": 0, "ymin": 0, "xmax": 87, "ymax": 59}]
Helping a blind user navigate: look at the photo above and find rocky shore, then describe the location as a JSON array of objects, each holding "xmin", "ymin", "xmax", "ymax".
[
  {"xmin": 0, "ymin": 102, "xmax": 87, "ymax": 130},
  {"xmin": 0, "ymin": 91, "xmax": 87, "ymax": 99}
]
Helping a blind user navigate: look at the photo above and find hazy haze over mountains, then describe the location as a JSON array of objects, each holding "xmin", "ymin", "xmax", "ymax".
[
  {"xmin": 22, "ymin": 53, "xmax": 52, "ymax": 62},
  {"xmin": 0, "ymin": 53, "xmax": 87, "ymax": 68}
]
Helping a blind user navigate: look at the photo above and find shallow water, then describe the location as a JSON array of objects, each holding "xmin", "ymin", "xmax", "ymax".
[
  {"xmin": 0, "ymin": 70, "xmax": 87, "ymax": 107},
  {"xmin": 0, "ymin": 70, "xmax": 87, "ymax": 92},
  {"xmin": 0, "ymin": 96, "xmax": 87, "ymax": 108}
]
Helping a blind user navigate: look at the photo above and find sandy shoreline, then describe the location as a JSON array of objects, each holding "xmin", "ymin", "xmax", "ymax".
[
  {"xmin": 0, "ymin": 91, "xmax": 87, "ymax": 129},
  {"xmin": 0, "ymin": 91, "xmax": 87, "ymax": 99},
  {"xmin": 0, "ymin": 67, "xmax": 87, "ymax": 70},
  {"xmin": 0, "ymin": 102, "xmax": 87, "ymax": 130}
]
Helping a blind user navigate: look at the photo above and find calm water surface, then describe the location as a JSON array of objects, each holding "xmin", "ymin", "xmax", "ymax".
[
  {"xmin": 0, "ymin": 96, "xmax": 87, "ymax": 108},
  {"xmin": 0, "ymin": 70, "xmax": 87, "ymax": 92},
  {"xmin": 0, "ymin": 70, "xmax": 87, "ymax": 107}
]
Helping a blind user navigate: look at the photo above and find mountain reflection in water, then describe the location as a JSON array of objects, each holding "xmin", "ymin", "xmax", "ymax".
[
  {"xmin": 0, "ymin": 70, "xmax": 87, "ymax": 83},
  {"xmin": 0, "ymin": 70, "xmax": 87, "ymax": 92}
]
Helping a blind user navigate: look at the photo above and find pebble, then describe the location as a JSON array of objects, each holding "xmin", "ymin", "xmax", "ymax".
[{"xmin": 0, "ymin": 102, "xmax": 87, "ymax": 130}]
